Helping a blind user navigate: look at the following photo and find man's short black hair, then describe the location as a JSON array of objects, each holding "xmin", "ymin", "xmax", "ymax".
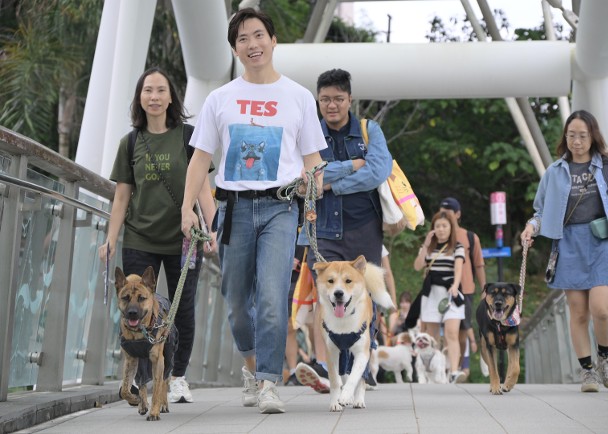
[
  {"xmin": 317, "ymin": 68, "xmax": 351, "ymax": 95},
  {"xmin": 227, "ymin": 7, "xmax": 276, "ymax": 49}
]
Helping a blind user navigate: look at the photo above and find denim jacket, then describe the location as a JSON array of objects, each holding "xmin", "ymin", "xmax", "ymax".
[
  {"xmin": 300, "ymin": 113, "xmax": 393, "ymax": 242},
  {"xmin": 529, "ymin": 153, "xmax": 608, "ymax": 239}
]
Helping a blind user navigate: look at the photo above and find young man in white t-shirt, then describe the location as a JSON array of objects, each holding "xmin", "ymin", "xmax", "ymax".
[{"xmin": 181, "ymin": 8, "xmax": 326, "ymax": 414}]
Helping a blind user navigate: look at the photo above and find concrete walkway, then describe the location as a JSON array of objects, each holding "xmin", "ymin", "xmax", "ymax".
[{"xmin": 3, "ymin": 382, "xmax": 608, "ymax": 434}]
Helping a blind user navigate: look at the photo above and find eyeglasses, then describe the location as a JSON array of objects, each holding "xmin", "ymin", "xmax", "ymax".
[
  {"xmin": 565, "ymin": 132, "xmax": 590, "ymax": 141},
  {"xmin": 318, "ymin": 96, "xmax": 348, "ymax": 106}
]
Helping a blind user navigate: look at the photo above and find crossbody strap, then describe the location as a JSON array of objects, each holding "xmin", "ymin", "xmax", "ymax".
[
  {"xmin": 140, "ymin": 131, "xmax": 181, "ymax": 211},
  {"xmin": 426, "ymin": 244, "xmax": 448, "ymax": 271},
  {"xmin": 564, "ymin": 166, "xmax": 597, "ymax": 225}
]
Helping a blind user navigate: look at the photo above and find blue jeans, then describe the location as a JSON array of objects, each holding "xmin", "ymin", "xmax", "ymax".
[{"xmin": 217, "ymin": 195, "xmax": 298, "ymax": 382}]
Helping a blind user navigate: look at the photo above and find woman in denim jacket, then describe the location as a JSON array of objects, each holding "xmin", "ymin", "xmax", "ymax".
[{"xmin": 521, "ymin": 110, "xmax": 608, "ymax": 392}]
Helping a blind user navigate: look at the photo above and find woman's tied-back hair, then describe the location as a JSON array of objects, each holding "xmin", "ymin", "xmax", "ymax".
[
  {"xmin": 556, "ymin": 109, "xmax": 608, "ymax": 160},
  {"xmin": 316, "ymin": 68, "xmax": 352, "ymax": 94},
  {"xmin": 228, "ymin": 8, "xmax": 276, "ymax": 49},
  {"xmin": 428, "ymin": 211, "xmax": 458, "ymax": 254},
  {"xmin": 130, "ymin": 66, "xmax": 188, "ymax": 130}
]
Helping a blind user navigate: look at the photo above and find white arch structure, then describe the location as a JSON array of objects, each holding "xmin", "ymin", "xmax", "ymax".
[{"xmin": 76, "ymin": 0, "xmax": 608, "ymax": 180}]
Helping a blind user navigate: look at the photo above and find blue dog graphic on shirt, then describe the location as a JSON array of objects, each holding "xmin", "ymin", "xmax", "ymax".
[{"xmin": 234, "ymin": 140, "xmax": 268, "ymax": 181}]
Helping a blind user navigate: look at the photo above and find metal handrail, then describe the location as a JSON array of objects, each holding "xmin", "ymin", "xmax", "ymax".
[{"xmin": 0, "ymin": 172, "xmax": 110, "ymax": 220}]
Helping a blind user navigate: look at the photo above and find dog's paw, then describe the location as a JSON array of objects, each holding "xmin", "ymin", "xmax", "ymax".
[
  {"xmin": 353, "ymin": 399, "xmax": 366, "ymax": 409},
  {"xmin": 501, "ymin": 384, "xmax": 513, "ymax": 393},
  {"xmin": 146, "ymin": 413, "xmax": 161, "ymax": 421},
  {"xmin": 489, "ymin": 386, "xmax": 503, "ymax": 395},
  {"xmin": 329, "ymin": 400, "xmax": 343, "ymax": 412},
  {"xmin": 338, "ymin": 390, "xmax": 354, "ymax": 407},
  {"xmin": 160, "ymin": 404, "xmax": 169, "ymax": 413}
]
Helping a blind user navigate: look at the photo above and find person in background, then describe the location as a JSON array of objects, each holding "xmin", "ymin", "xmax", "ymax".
[
  {"xmin": 295, "ymin": 68, "xmax": 392, "ymax": 393},
  {"xmin": 521, "ymin": 109, "xmax": 608, "ymax": 393},
  {"xmin": 389, "ymin": 291, "xmax": 412, "ymax": 340},
  {"xmin": 181, "ymin": 8, "xmax": 326, "ymax": 414},
  {"xmin": 99, "ymin": 66, "xmax": 217, "ymax": 404},
  {"xmin": 439, "ymin": 197, "xmax": 485, "ymax": 381},
  {"xmin": 414, "ymin": 211, "xmax": 465, "ymax": 384}
]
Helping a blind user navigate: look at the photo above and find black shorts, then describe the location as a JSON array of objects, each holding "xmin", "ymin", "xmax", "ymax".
[{"xmin": 459, "ymin": 293, "xmax": 474, "ymax": 330}]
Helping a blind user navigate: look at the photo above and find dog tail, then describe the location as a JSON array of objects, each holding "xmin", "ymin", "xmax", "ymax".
[{"xmin": 365, "ymin": 263, "xmax": 395, "ymax": 310}]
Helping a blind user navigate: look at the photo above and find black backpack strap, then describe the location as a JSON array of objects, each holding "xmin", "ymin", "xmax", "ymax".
[
  {"xmin": 467, "ymin": 230, "xmax": 476, "ymax": 279},
  {"xmin": 183, "ymin": 124, "xmax": 195, "ymax": 162},
  {"xmin": 128, "ymin": 129, "xmax": 139, "ymax": 167}
]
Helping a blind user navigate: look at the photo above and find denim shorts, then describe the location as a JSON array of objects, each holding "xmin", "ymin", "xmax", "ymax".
[{"xmin": 549, "ymin": 223, "xmax": 608, "ymax": 290}]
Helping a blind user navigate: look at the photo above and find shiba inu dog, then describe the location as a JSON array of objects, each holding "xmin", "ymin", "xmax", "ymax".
[{"xmin": 314, "ymin": 255, "xmax": 394, "ymax": 412}]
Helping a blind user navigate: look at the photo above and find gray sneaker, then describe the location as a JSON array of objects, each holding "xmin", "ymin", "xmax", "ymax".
[
  {"xmin": 581, "ymin": 368, "xmax": 601, "ymax": 392},
  {"xmin": 258, "ymin": 382, "xmax": 285, "ymax": 414},
  {"xmin": 597, "ymin": 356, "xmax": 608, "ymax": 388},
  {"xmin": 242, "ymin": 366, "xmax": 258, "ymax": 407}
]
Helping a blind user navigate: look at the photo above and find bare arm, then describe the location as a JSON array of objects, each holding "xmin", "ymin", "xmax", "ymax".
[
  {"xmin": 182, "ymin": 149, "xmax": 212, "ymax": 239},
  {"xmin": 414, "ymin": 230, "xmax": 435, "ymax": 271},
  {"xmin": 450, "ymin": 257, "xmax": 464, "ymax": 298},
  {"xmin": 382, "ymin": 254, "xmax": 397, "ymax": 307},
  {"xmin": 303, "ymin": 152, "xmax": 324, "ymax": 196},
  {"xmin": 98, "ymin": 182, "xmax": 132, "ymax": 261},
  {"xmin": 196, "ymin": 176, "xmax": 217, "ymax": 252}
]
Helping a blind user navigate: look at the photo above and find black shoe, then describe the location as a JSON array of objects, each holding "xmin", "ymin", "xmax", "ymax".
[
  {"xmin": 285, "ymin": 373, "xmax": 301, "ymax": 386},
  {"xmin": 307, "ymin": 359, "xmax": 329, "ymax": 379},
  {"xmin": 365, "ymin": 375, "xmax": 377, "ymax": 387}
]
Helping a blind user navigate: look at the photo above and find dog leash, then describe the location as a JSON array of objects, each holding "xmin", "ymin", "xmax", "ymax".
[
  {"xmin": 144, "ymin": 226, "xmax": 211, "ymax": 345},
  {"xmin": 504, "ymin": 240, "xmax": 528, "ymax": 327},
  {"xmin": 277, "ymin": 161, "xmax": 328, "ymax": 263}
]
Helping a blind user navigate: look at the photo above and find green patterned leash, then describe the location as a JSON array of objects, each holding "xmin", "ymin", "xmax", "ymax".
[{"xmin": 142, "ymin": 226, "xmax": 211, "ymax": 344}]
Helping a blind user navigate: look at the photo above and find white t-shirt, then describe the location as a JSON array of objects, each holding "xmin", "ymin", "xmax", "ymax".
[{"xmin": 191, "ymin": 75, "xmax": 327, "ymax": 191}]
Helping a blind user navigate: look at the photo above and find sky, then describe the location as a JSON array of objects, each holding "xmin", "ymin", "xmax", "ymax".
[{"xmin": 352, "ymin": 0, "xmax": 574, "ymax": 43}]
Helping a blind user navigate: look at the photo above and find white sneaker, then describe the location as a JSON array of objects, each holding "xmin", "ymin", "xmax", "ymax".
[
  {"xmin": 169, "ymin": 376, "xmax": 193, "ymax": 403},
  {"xmin": 242, "ymin": 366, "xmax": 258, "ymax": 407},
  {"xmin": 449, "ymin": 371, "xmax": 467, "ymax": 384},
  {"xmin": 258, "ymin": 381, "xmax": 285, "ymax": 414}
]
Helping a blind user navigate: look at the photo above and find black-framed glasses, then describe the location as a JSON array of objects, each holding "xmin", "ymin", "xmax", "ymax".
[{"xmin": 319, "ymin": 97, "xmax": 348, "ymax": 106}]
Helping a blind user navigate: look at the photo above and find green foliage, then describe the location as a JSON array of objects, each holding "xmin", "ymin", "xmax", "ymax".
[{"xmin": 0, "ymin": 0, "xmax": 102, "ymax": 154}]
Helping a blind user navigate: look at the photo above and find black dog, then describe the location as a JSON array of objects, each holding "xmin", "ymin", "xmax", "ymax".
[{"xmin": 476, "ymin": 282, "xmax": 521, "ymax": 395}]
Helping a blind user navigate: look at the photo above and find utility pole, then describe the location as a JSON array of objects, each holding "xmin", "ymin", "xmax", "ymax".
[{"xmin": 386, "ymin": 14, "xmax": 392, "ymax": 42}]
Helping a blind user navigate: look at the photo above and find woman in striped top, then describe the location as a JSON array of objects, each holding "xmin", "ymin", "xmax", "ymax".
[{"xmin": 414, "ymin": 211, "xmax": 466, "ymax": 383}]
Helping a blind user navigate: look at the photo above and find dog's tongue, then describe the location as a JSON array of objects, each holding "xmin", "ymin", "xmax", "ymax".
[
  {"xmin": 128, "ymin": 319, "xmax": 139, "ymax": 328},
  {"xmin": 494, "ymin": 310, "xmax": 505, "ymax": 320},
  {"xmin": 334, "ymin": 303, "xmax": 346, "ymax": 318},
  {"xmin": 246, "ymin": 158, "xmax": 255, "ymax": 169}
]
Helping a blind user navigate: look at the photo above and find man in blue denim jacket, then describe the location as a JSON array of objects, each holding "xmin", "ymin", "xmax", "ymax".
[{"xmin": 295, "ymin": 69, "xmax": 393, "ymax": 391}]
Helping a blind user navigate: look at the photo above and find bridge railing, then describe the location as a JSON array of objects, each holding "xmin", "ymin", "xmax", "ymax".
[{"xmin": 0, "ymin": 127, "xmax": 240, "ymax": 402}]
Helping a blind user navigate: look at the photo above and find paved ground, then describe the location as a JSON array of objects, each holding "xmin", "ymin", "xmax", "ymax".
[{"xmin": 2, "ymin": 382, "xmax": 607, "ymax": 434}]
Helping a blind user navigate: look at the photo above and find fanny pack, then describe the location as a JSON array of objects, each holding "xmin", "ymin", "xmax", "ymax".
[{"xmin": 590, "ymin": 216, "xmax": 608, "ymax": 239}]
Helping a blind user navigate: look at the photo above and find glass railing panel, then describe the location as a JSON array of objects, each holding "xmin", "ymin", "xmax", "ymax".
[{"xmin": 9, "ymin": 169, "xmax": 62, "ymax": 388}]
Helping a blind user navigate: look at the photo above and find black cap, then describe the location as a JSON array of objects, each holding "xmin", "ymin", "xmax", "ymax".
[{"xmin": 439, "ymin": 197, "xmax": 461, "ymax": 212}]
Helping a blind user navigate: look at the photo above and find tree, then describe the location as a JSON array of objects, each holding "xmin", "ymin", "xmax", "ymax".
[{"xmin": 0, "ymin": 0, "xmax": 102, "ymax": 158}]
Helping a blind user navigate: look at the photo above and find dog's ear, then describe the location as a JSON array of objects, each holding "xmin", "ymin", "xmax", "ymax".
[
  {"xmin": 351, "ymin": 255, "xmax": 367, "ymax": 273},
  {"xmin": 141, "ymin": 266, "xmax": 157, "ymax": 292},
  {"xmin": 483, "ymin": 283, "xmax": 493, "ymax": 293},
  {"xmin": 115, "ymin": 267, "xmax": 126, "ymax": 293},
  {"xmin": 510, "ymin": 283, "xmax": 522, "ymax": 295},
  {"xmin": 313, "ymin": 261, "xmax": 329, "ymax": 273}
]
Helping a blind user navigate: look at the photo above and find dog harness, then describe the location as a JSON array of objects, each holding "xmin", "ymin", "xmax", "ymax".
[
  {"xmin": 322, "ymin": 319, "xmax": 376, "ymax": 379},
  {"xmin": 120, "ymin": 294, "xmax": 178, "ymax": 383}
]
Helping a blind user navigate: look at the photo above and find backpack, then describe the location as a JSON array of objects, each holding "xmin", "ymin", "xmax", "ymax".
[
  {"xmin": 128, "ymin": 123, "xmax": 195, "ymax": 168},
  {"xmin": 467, "ymin": 230, "xmax": 476, "ymax": 279}
]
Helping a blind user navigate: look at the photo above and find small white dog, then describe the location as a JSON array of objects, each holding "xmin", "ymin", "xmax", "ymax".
[
  {"xmin": 370, "ymin": 339, "xmax": 414, "ymax": 384},
  {"xmin": 413, "ymin": 332, "xmax": 448, "ymax": 384}
]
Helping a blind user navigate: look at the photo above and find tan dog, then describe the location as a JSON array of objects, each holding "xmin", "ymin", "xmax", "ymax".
[
  {"xmin": 115, "ymin": 266, "xmax": 177, "ymax": 421},
  {"xmin": 314, "ymin": 256, "xmax": 394, "ymax": 412}
]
